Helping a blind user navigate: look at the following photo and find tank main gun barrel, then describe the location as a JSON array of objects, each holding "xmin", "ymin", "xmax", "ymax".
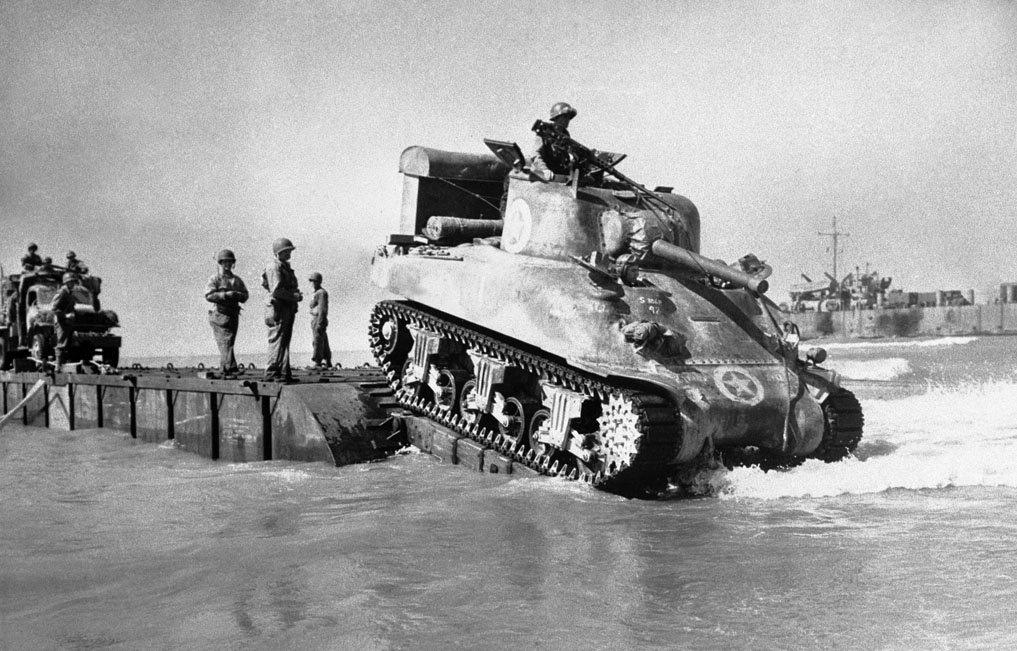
[{"xmin": 650, "ymin": 240, "xmax": 769, "ymax": 295}]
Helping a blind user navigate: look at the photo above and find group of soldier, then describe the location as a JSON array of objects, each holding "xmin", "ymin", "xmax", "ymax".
[
  {"xmin": 16, "ymin": 238, "xmax": 330, "ymax": 379},
  {"xmin": 18, "ymin": 243, "xmax": 90, "ymax": 366},
  {"xmin": 21, "ymin": 243, "xmax": 89, "ymax": 276},
  {"xmin": 204, "ymin": 237, "xmax": 331, "ymax": 381}
]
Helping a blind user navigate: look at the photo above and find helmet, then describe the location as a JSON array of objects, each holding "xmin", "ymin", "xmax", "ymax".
[
  {"xmin": 308, "ymin": 272, "xmax": 322, "ymax": 283},
  {"xmin": 66, "ymin": 250, "xmax": 77, "ymax": 259},
  {"xmin": 43, "ymin": 257, "xmax": 52, "ymax": 264},
  {"xmin": 28, "ymin": 242, "xmax": 38, "ymax": 251},
  {"xmin": 549, "ymin": 102, "xmax": 577, "ymax": 120},
  {"xmin": 62, "ymin": 272, "xmax": 79, "ymax": 283},
  {"xmin": 272, "ymin": 237, "xmax": 295, "ymax": 255},
  {"xmin": 216, "ymin": 248, "xmax": 236, "ymax": 263}
]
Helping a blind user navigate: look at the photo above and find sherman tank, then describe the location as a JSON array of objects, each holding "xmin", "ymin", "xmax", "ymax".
[{"xmin": 369, "ymin": 127, "xmax": 863, "ymax": 497}]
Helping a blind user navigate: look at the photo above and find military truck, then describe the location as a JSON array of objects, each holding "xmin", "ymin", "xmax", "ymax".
[{"xmin": 0, "ymin": 269, "xmax": 121, "ymax": 370}]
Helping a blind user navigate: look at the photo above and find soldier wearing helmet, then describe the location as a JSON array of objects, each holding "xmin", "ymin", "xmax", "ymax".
[
  {"xmin": 65, "ymin": 250, "xmax": 89, "ymax": 275},
  {"xmin": 307, "ymin": 271, "xmax": 331, "ymax": 368},
  {"xmin": 261, "ymin": 237, "xmax": 302, "ymax": 381},
  {"xmin": 21, "ymin": 243, "xmax": 43, "ymax": 272},
  {"xmin": 49, "ymin": 272, "xmax": 80, "ymax": 367},
  {"xmin": 531, "ymin": 102, "xmax": 578, "ymax": 182},
  {"xmin": 204, "ymin": 248, "xmax": 250, "ymax": 376}
]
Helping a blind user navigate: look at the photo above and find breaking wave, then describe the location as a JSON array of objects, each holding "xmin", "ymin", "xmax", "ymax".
[
  {"xmin": 820, "ymin": 336, "xmax": 978, "ymax": 350},
  {"xmin": 829, "ymin": 357, "xmax": 911, "ymax": 381},
  {"xmin": 716, "ymin": 379, "xmax": 1017, "ymax": 499}
]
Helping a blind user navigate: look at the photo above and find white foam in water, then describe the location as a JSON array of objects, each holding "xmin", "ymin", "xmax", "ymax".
[
  {"xmin": 828, "ymin": 357, "xmax": 911, "ymax": 381},
  {"xmin": 718, "ymin": 379, "xmax": 1017, "ymax": 499},
  {"xmin": 820, "ymin": 336, "xmax": 978, "ymax": 351},
  {"xmin": 257, "ymin": 468, "xmax": 314, "ymax": 484}
]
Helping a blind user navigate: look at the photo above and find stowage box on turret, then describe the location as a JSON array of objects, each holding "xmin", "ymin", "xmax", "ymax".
[{"xmin": 369, "ymin": 132, "xmax": 862, "ymax": 497}]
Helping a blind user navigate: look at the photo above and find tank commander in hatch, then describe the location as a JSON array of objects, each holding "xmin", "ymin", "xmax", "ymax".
[
  {"xmin": 530, "ymin": 101, "xmax": 578, "ymax": 182},
  {"xmin": 50, "ymin": 272, "xmax": 79, "ymax": 367},
  {"xmin": 307, "ymin": 271, "xmax": 332, "ymax": 369},
  {"xmin": 205, "ymin": 249, "xmax": 249, "ymax": 376},
  {"xmin": 261, "ymin": 237, "xmax": 302, "ymax": 382},
  {"xmin": 21, "ymin": 243, "xmax": 43, "ymax": 271}
]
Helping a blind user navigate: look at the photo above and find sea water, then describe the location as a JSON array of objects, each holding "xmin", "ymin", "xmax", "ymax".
[{"xmin": 2, "ymin": 336, "xmax": 1017, "ymax": 650}]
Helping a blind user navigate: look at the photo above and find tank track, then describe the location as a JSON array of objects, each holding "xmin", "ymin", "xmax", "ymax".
[
  {"xmin": 368, "ymin": 300, "xmax": 682, "ymax": 496},
  {"xmin": 813, "ymin": 388, "xmax": 864, "ymax": 462}
]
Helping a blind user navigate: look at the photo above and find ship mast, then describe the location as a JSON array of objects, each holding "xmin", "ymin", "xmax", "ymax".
[{"xmin": 819, "ymin": 216, "xmax": 849, "ymax": 282}]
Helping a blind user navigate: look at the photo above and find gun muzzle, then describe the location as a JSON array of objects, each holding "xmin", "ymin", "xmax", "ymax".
[{"xmin": 650, "ymin": 240, "xmax": 769, "ymax": 294}]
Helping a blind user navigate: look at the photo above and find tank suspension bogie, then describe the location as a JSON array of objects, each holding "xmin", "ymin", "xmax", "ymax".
[
  {"xmin": 405, "ymin": 326, "xmax": 463, "ymax": 383},
  {"xmin": 466, "ymin": 352, "xmax": 511, "ymax": 414},
  {"xmin": 531, "ymin": 382, "xmax": 600, "ymax": 465},
  {"xmin": 398, "ymin": 326, "xmax": 471, "ymax": 413}
]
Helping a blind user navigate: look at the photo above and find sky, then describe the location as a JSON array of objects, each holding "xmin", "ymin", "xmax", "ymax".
[{"xmin": 2, "ymin": 0, "xmax": 1015, "ymax": 359}]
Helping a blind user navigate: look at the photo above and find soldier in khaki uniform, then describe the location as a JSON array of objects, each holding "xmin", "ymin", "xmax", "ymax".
[
  {"xmin": 65, "ymin": 251, "xmax": 89, "ymax": 275},
  {"xmin": 21, "ymin": 243, "xmax": 43, "ymax": 271},
  {"xmin": 531, "ymin": 101, "xmax": 577, "ymax": 182},
  {"xmin": 49, "ymin": 272, "xmax": 79, "ymax": 366},
  {"xmin": 262, "ymin": 238, "xmax": 302, "ymax": 381},
  {"xmin": 205, "ymin": 249, "xmax": 249, "ymax": 375},
  {"xmin": 308, "ymin": 272, "xmax": 331, "ymax": 368}
]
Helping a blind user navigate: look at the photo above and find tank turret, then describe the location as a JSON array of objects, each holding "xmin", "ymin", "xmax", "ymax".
[{"xmin": 369, "ymin": 133, "xmax": 862, "ymax": 497}]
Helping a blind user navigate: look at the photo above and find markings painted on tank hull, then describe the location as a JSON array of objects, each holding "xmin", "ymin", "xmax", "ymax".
[
  {"xmin": 502, "ymin": 198, "xmax": 533, "ymax": 253},
  {"xmin": 712, "ymin": 365, "xmax": 764, "ymax": 405}
]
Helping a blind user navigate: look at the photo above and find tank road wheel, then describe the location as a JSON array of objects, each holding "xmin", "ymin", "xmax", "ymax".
[
  {"xmin": 458, "ymin": 379, "xmax": 482, "ymax": 425},
  {"xmin": 527, "ymin": 409, "xmax": 552, "ymax": 457},
  {"xmin": 491, "ymin": 394, "xmax": 534, "ymax": 445},
  {"xmin": 432, "ymin": 368, "xmax": 468, "ymax": 414},
  {"xmin": 30, "ymin": 333, "xmax": 51, "ymax": 369},
  {"xmin": 812, "ymin": 388, "xmax": 864, "ymax": 462}
]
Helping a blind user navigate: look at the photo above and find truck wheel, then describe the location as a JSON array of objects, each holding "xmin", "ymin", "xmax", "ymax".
[
  {"xmin": 30, "ymin": 333, "xmax": 51, "ymax": 369},
  {"xmin": 102, "ymin": 347, "xmax": 120, "ymax": 368}
]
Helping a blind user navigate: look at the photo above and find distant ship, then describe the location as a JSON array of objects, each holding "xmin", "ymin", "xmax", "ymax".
[
  {"xmin": 782, "ymin": 218, "xmax": 1017, "ymax": 340},
  {"xmin": 785, "ymin": 270, "xmax": 1017, "ymax": 340}
]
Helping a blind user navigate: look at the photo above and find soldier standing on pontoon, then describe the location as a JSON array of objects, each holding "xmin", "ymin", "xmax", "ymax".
[
  {"xmin": 205, "ymin": 248, "xmax": 249, "ymax": 376},
  {"xmin": 262, "ymin": 238, "xmax": 302, "ymax": 381},
  {"xmin": 308, "ymin": 271, "xmax": 332, "ymax": 368}
]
